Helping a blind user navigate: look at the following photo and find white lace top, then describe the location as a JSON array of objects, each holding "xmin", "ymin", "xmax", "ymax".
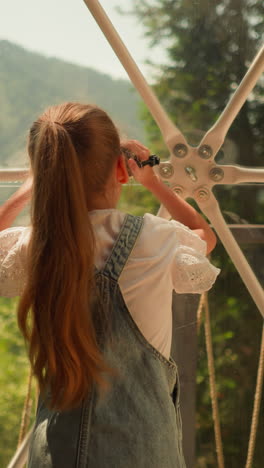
[{"xmin": 0, "ymin": 210, "xmax": 220, "ymax": 358}]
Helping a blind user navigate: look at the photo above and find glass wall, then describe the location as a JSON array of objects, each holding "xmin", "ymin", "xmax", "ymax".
[{"xmin": 1, "ymin": 1, "xmax": 264, "ymax": 467}]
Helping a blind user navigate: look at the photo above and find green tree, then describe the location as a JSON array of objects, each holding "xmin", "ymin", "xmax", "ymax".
[
  {"xmin": 0, "ymin": 297, "xmax": 35, "ymax": 466},
  {"xmin": 129, "ymin": 1, "xmax": 264, "ymax": 466}
]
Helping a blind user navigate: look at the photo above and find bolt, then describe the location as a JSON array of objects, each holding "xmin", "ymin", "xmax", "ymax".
[
  {"xmin": 195, "ymin": 187, "xmax": 210, "ymax": 202},
  {"xmin": 173, "ymin": 185, "xmax": 184, "ymax": 196},
  {"xmin": 209, "ymin": 167, "xmax": 224, "ymax": 182},
  {"xmin": 198, "ymin": 144, "xmax": 213, "ymax": 159},
  {"xmin": 185, "ymin": 166, "xmax": 198, "ymax": 182},
  {"xmin": 173, "ymin": 143, "xmax": 188, "ymax": 158},
  {"xmin": 159, "ymin": 163, "xmax": 174, "ymax": 179}
]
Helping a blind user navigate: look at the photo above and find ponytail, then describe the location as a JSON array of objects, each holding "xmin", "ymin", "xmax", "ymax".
[{"xmin": 18, "ymin": 104, "xmax": 118, "ymax": 410}]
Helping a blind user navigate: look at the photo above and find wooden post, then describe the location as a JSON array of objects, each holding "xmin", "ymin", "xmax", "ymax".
[
  {"xmin": 171, "ymin": 293, "xmax": 200, "ymax": 468},
  {"xmin": 170, "ymin": 226, "xmax": 264, "ymax": 468}
]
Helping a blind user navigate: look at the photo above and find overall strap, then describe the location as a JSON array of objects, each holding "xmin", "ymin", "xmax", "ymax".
[{"xmin": 102, "ymin": 214, "xmax": 143, "ymax": 282}]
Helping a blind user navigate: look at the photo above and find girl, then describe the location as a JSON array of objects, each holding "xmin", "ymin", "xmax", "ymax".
[{"xmin": 0, "ymin": 102, "xmax": 219, "ymax": 468}]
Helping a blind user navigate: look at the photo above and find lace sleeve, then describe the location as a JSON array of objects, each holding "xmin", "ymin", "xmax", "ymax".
[
  {"xmin": 133, "ymin": 213, "xmax": 220, "ymax": 294},
  {"xmin": 165, "ymin": 218, "xmax": 208, "ymax": 255},
  {"xmin": 0, "ymin": 227, "xmax": 28, "ymax": 297},
  {"xmin": 171, "ymin": 245, "xmax": 220, "ymax": 294},
  {"xmin": 167, "ymin": 219, "xmax": 220, "ymax": 293}
]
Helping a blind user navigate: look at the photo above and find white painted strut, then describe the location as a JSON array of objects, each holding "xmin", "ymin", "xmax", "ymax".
[
  {"xmin": 200, "ymin": 45, "xmax": 264, "ymax": 157},
  {"xmin": 82, "ymin": 0, "xmax": 188, "ymax": 151},
  {"xmin": 7, "ymin": 428, "xmax": 32, "ymax": 468},
  {"xmin": 0, "ymin": 169, "xmax": 28, "ymax": 182},
  {"xmin": 198, "ymin": 195, "xmax": 264, "ymax": 317},
  {"xmin": 220, "ymin": 166, "xmax": 264, "ymax": 185}
]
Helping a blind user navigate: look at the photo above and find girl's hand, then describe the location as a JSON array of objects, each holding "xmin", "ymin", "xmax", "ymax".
[{"xmin": 121, "ymin": 139, "xmax": 159, "ymax": 189}]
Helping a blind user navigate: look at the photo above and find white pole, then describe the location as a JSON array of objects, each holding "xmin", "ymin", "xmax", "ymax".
[
  {"xmin": 6, "ymin": 428, "xmax": 32, "ymax": 468},
  {"xmin": 200, "ymin": 45, "xmax": 264, "ymax": 155},
  {"xmin": 0, "ymin": 169, "xmax": 28, "ymax": 182},
  {"xmin": 199, "ymin": 195, "xmax": 264, "ymax": 318},
  {"xmin": 220, "ymin": 166, "xmax": 264, "ymax": 185},
  {"xmin": 82, "ymin": 0, "xmax": 187, "ymax": 150}
]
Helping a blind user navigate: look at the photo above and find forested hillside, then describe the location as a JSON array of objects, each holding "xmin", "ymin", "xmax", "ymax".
[{"xmin": 0, "ymin": 40, "xmax": 145, "ymax": 167}]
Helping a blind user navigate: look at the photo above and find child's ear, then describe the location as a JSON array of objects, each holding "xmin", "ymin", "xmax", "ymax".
[{"xmin": 116, "ymin": 155, "xmax": 129, "ymax": 184}]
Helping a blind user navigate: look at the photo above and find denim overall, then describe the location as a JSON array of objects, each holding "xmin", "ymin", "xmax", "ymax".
[{"xmin": 28, "ymin": 214, "xmax": 186, "ymax": 468}]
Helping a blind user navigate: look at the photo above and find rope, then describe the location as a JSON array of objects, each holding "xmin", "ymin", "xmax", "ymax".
[
  {"xmin": 245, "ymin": 323, "xmax": 264, "ymax": 468},
  {"xmin": 203, "ymin": 292, "xmax": 225, "ymax": 468},
  {"xmin": 197, "ymin": 293, "xmax": 206, "ymax": 333},
  {"xmin": 17, "ymin": 368, "xmax": 33, "ymax": 447}
]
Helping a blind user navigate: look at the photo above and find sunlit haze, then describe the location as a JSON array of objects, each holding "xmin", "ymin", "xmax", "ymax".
[{"xmin": 1, "ymin": 0, "xmax": 165, "ymax": 80}]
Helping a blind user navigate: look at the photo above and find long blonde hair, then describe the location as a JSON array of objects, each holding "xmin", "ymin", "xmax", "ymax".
[{"xmin": 17, "ymin": 102, "xmax": 120, "ymax": 410}]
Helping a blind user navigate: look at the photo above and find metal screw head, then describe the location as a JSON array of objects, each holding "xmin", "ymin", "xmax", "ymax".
[
  {"xmin": 173, "ymin": 143, "xmax": 188, "ymax": 158},
  {"xmin": 159, "ymin": 163, "xmax": 174, "ymax": 179},
  {"xmin": 209, "ymin": 167, "xmax": 224, "ymax": 182},
  {"xmin": 184, "ymin": 166, "xmax": 198, "ymax": 182},
  {"xmin": 173, "ymin": 185, "xmax": 184, "ymax": 196},
  {"xmin": 198, "ymin": 145, "xmax": 213, "ymax": 159},
  {"xmin": 195, "ymin": 187, "xmax": 210, "ymax": 202}
]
